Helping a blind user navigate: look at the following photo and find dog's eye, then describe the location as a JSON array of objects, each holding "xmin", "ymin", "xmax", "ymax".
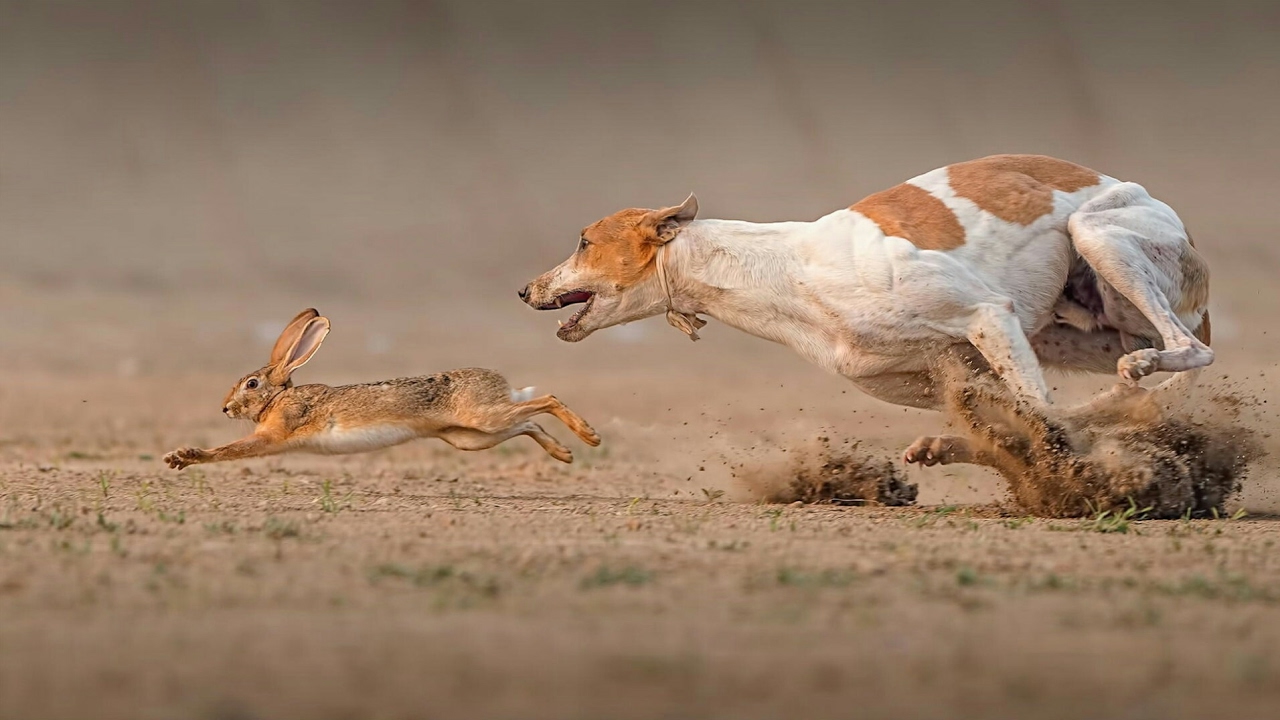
[
  {"xmin": 246, "ymin": 378, "xmax": 259, "ymax": 390},
  {"xmin": 578, "ymin": 237, "xmax": 590, "ymax": 252}
]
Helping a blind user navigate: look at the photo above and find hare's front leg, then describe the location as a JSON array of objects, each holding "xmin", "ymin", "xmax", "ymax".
[{"xmin": 164, "ymin": 433, "xmax": 285, "ymax": 470}]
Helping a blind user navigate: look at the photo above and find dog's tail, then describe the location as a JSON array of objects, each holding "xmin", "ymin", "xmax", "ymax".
[{"xmin": 1193, "ymin": 310, "xmax": 1211, "ymax": 345}]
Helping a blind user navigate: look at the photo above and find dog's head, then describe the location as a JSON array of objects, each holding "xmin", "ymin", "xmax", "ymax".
[{"xmin": 519, "ymin": 194, "xmax": 698, "ymax": 341}]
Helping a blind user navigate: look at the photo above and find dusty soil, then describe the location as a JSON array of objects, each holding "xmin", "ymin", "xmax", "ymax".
[
  {"xmin": 3, "ymin": 365, "xmax": 1280, "ymax": 720},
  {"xmin": 932, "ymin": 351, "xmax": 1263, "ymax": 519},
  {"xmin": 739, "ymin": 436, "xmax": 919, "ymax": 506}
]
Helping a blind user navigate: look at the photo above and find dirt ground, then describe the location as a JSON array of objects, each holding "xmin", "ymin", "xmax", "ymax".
[{"xmin": 2, "ymin": 356, "xmax": 1280, "ymax": 720}]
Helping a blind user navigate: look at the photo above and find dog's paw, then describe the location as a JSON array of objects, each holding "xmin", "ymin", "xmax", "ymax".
[
  {"xmin": 163, "ymin": 447, "xmax": 205, "ymax": 470},
  {"xmin": 903, "ymin": 435, "xmax": 970, "ymax": 467},
  {"xmin": 1117, "ymin": 348, "xmax": 1161, "ymax": 382}
]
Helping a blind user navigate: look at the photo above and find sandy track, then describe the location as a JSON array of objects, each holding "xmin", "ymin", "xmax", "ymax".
[{"xmin": 3, "ymin": 383, "xmax": 1280, "ymax": 719}]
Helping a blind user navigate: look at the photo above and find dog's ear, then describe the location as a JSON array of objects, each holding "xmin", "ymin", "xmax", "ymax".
[{"xmin": 643, "ymin": 193, "xmax": 698, "ymax": 244}]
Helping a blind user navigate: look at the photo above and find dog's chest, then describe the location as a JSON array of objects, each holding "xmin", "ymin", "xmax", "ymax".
[
  {"xmin": 305, "ymin": 423, "xmax": 418, "ymax": 454},
  {"xmin": 801, "ymin": 284, "xmax": 942, "ymax": 351},
  {"xmin": 773, "ymin": 279, "xmax": 950, "ymax": 379}
]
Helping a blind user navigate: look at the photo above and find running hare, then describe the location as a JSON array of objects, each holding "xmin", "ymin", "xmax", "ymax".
[{"xmin": 163, "ymin": 309, "xmax": 600, "ymax": 469}]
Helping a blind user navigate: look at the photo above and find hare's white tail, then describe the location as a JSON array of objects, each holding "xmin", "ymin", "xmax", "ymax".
[{"xmin": 511, "ymin": 386, "xmax": 537, "ymax": 403}]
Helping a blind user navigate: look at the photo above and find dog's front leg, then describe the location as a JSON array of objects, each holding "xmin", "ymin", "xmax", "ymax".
[
  {"xmin": 964, "ymin": 301, "xmax": 1052, "ymax": 406},
  {"xmin": 849, "ymin": 372, "xmax": 991, "ymax": 469},
  {"xmin": 895, "ymin": 258, "xmax": 1051, "ymax": 407},
  {"xmin": 902, "ymin": 434, "xmax": 998, "ymax": 467}
]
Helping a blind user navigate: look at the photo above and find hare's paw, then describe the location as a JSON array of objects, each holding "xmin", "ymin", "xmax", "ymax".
[
  {"xmin": 579, "ymin": 424, "xmax": 602, "ymax": 447},
  {"xmin": 548, "ymin": 445, "xmax": 574, "ymax": 463},
  {"xmin": 163, "ymin": 447, "xmax": 207, "ymax": 470}
]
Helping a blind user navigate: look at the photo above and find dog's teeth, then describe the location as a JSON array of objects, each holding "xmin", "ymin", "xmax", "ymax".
[{"xmin": 557, "ymin": 320, "xmax": 563, "ymax": 327}]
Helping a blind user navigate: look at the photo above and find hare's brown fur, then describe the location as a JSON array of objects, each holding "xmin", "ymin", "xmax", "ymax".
[{"xmin": 163, "ymin": 310, "xmax": 600, "ymax": 470}]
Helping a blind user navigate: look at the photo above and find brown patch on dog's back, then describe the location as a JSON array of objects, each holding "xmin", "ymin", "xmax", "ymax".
[
  {"xmin": 851, "ymin": 183, "xmax": 966, "ymax": 250},
  {"xmin": 948, "ymin": 154, "xmax": 1101, "ymax": 225}
]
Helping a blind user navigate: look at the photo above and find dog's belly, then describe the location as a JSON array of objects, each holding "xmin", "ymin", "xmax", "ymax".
[
  {"xmin": 302, "ymin": 424, "xmax": 419, "ymax": 455},
  {"xmin": 846, "ymin": 371, "xmax": 941, "ymax": 410}
]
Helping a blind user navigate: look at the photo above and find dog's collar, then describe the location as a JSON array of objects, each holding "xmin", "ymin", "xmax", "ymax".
[{"xmin": 656, "ymin": 242, "xmax": 707, "ymax": 342}]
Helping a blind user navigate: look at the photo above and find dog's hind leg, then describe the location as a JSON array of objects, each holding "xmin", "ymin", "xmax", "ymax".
[{"xmin": 1068, "ymin": 182, "xmax": 1212, "ymax": 382}]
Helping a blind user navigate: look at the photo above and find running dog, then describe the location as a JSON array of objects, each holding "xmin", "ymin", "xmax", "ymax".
[{"xmin": 519, "ymin": 154, "xmax": 1211, "ymax": 468}]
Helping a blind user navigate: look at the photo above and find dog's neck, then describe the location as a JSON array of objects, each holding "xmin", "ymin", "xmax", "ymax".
[{"xmin": 661, "ymin": 218, "xmax": 824, "ymax": 348}]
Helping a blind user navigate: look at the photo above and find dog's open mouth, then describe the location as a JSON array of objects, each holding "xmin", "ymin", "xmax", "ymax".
[{"xmin": 537, "ymin": 290, "xmax": 595, "ymax": 338}]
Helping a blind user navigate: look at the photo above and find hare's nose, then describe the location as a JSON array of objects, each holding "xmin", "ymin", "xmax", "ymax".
[
  {"xmin": 222, "ymin": 406, "xmax": 231, "ymax": 414},
  {"xmin": 518, "ymin": 285, "xmax": 530, "ymax": 302}
]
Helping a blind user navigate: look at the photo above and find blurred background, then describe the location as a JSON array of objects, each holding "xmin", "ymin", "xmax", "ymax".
[{"xmin": 1, "ymin": 0, "xmax": 1278, "ymax": 493}]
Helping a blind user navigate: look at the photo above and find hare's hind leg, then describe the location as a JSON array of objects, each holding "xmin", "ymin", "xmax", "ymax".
[
  {"xmin": 504, "ymin": 395, "xmax": 600, "ymax": 447},
  {"xmin": 445, "ymin": 392, "xmax": 598, "ymax": 462},
  {"xmin": 517, "ymin": 421, "xmax": 574, "ymax": 463},
  {"xmin": 438, "ymin": 422, "xmax": 574, "ymax": 463}
]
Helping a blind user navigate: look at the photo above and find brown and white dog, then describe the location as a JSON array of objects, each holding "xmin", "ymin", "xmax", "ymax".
[{"xmin": 519, "ymin": 154, "xmax": 1211, "ymax": 467}]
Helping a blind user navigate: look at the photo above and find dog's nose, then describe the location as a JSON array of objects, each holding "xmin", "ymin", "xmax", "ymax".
[{"xmin": 517, "ymin": 286, "xmax": 530, "ymax": 302}]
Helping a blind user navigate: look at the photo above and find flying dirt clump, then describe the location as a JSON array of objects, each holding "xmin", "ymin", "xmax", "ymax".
[
  {"xmin": 938, "ymin": 352, "xmax": 1261, "ymax": 519},
  {"xmin": 740, "ymin": 437, "xmax": 919, "ymax": 506}
]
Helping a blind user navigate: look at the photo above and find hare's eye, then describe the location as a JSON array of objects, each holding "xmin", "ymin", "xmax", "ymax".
[
  {"xmin": 578, "ymin": 237, "xmax": 589, "ymax": 252},
  {"xmin": 246, "ymin": 378, "xmax": 259, "ymax": 390}
]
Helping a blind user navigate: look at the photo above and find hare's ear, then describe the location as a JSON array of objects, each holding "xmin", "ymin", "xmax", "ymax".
[
  {"xmin": 269, "ymin": 316, "xmax": 330, "ymax": 384},
  {"xmin": 270, "ymin": 309, "xmax": 321, "ymax": 366}
]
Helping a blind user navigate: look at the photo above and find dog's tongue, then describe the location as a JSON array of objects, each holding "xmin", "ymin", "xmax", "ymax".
[{"xmin": 558, "ymin": 291, "xmax": 592, "ymax": 306}]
